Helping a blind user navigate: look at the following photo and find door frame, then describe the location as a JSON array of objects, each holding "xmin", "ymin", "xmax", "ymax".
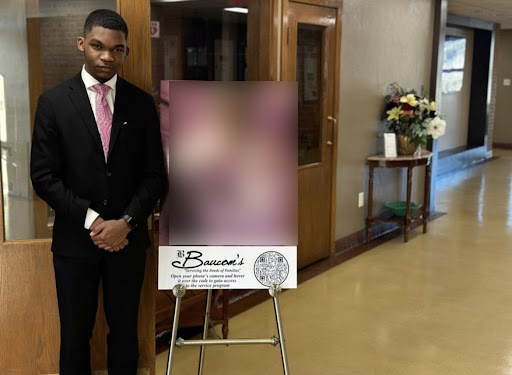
[{"xmin": 282, "ymin": 0, "xmax": 342, "ymax": 255}]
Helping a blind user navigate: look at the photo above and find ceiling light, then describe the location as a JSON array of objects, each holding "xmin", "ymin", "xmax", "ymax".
[{"xmin": 224, "ymin": 7, "xmax": 248, "ymax": 14}]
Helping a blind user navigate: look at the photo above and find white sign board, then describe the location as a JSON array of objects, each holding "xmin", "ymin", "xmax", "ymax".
[
  {"xmin": 384, "ymin": 133, "xmax": 397, "ymax": 158},
  {"xmin": 151, "ymin": 21, "xmax": 160, "ymax": 38},
  {"xmin": 159, "ymin": 246, "xmax": 297, "ymax": 290}
]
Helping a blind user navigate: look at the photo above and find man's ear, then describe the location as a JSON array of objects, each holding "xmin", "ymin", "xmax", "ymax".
[
  {"xmin": 77, "ymin": 37, "xmax": 85, "ymax": 52},
  {"xmin": 125, "ymin": 46, "xmax": 130, "ymax": 58}
]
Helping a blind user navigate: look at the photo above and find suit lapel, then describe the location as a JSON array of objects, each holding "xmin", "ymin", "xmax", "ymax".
[
  {"xmin": 68, "ymin": 74, "xmax": 104, "ymax": 156},
  {"xmin": 108, "ymin": 78, "xmax": 126, "ymax": 160}
]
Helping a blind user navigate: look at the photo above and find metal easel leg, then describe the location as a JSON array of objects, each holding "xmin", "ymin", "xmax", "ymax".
[
  {"xmin": 197, "ymin": 289, "xmax": 213, "ymax": 375},
  {"xmin": 270, "ymin": 284, "xmax": 290, "ymax": 375},
  {"xmin": 166, "ymin": 284, "xmax": 187, "ymax": 375}
]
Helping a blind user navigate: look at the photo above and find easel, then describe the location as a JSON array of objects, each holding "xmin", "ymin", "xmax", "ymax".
[{"xmin": 165, "ymin": 284, "xmax": 290, "ymax": 375}]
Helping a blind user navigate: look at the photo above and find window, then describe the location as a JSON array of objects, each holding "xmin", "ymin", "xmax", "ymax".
[{"xmin": 442, "ymin": 35, "xmax": 467, "ymax": 93}]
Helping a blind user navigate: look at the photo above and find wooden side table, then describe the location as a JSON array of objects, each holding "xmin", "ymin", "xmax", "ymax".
[{"xmin": 366, "ymin": 150, "xmax": 432, "ymax": 243}]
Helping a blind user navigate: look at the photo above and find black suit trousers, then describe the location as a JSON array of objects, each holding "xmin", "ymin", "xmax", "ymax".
[{"xmin": 53, "ymin": 248, "xmax": 146, "ymax": 375}]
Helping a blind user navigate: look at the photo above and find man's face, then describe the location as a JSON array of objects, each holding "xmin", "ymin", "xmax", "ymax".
[{"xmin": 77, "ymin": 26, "xmax": 129, "ymax": 83}]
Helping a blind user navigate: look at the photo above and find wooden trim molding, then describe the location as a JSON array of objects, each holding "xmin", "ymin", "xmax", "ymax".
[
  {"xmin": 247, "ymin": 0, "xmax": 279, "ymax": 81},
  {"xmin": 291, "ymin": 0, "xmax": 343, "ymax": 7},
  {"xmin": 494, "ymin": 143, "xmax": 512, "ymax": 150},
  {"xmin": 329, "ymin": 4, "xmax": 342, "ymax": 254}
]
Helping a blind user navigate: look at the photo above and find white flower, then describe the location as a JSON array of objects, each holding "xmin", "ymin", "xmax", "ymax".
[{"xmin": 426, "ymin": 117, "xmax": 446, "ymax": 139}]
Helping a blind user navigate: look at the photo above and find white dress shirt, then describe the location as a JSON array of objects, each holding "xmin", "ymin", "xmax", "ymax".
[{"xmin": 81, "ymin": 66, "xmax": 117, "ymax": 230}]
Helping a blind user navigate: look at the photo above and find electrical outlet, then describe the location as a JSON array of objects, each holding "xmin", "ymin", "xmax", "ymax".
[{"xmin": 358, "ymin": 192, "xmax": 364, "ymax": 208}]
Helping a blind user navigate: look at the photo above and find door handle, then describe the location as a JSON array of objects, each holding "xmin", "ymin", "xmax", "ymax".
[{"xmin": 327, "ymin": 116, "xmax": 337, "ymax": 146}]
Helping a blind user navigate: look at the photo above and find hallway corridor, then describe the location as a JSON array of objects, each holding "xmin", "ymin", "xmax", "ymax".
[{"xmin": 157, "ymin": 150, "xmax": 512, "ymax": 375}]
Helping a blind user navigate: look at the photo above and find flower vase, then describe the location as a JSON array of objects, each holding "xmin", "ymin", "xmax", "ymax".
[
  {"xmin": 414, "ymin": 144, "xmax": 422, "ymax": 157},
  {"xmin": 396, "ymin": 135, "xmax": 417, "ymax": 155}
]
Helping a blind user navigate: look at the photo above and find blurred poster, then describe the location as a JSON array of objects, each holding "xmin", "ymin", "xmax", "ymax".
[
  {"xmin": 158, "ymin": 82, "xmax": 298, "ymax": 289},
  {"xmin": 159, "ymin": 81, "xmax": 298, "ymax": 248}
]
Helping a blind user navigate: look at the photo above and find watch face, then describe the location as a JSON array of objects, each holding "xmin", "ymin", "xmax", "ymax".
[{"xmin": 123, "ymin": 215, "xmax": 133, "ymax": 228}]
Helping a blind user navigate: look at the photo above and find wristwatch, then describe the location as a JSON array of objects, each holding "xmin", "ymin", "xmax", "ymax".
[{"xmin": 121, "ymin": 214, "xmax": 137, "ymax": 230}]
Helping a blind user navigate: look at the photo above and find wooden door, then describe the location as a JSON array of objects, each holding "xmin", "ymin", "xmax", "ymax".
[{"xmin": 283, "ymin": 1, "xmax": 339, "ymax": 269}]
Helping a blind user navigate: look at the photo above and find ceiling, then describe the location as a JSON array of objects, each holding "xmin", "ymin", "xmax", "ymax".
[{"xmin": 448, "ymin": 0, "xmax": 512, "ymax": 29}]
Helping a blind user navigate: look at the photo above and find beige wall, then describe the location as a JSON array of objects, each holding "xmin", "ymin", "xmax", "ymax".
[
  {"xmin": 336, "ymin": 0, "xmax": 435, "ymax": 239},
  {"xmin": 439, "ymin": 26, "xmax": 474, "ymax": 152},
  {"xmin": 494, "ymin": 29, "xmax": 512, "ymax": 145}
]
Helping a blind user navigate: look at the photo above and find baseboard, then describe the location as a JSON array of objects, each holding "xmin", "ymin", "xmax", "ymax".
[
  {"xmin": 437, "ymin": 145, "xmax": 489, "ymax": 176},
  {"xmin": 494, "ymin": 143, "xmax": 512, "ymax": 150},
  {"xmin": 94, "ymin": 371, "xmax": 149, "ymax": 375},
  {"xmin": 42, "ymin": 369, "xmax": 149, "ymax": 375}
]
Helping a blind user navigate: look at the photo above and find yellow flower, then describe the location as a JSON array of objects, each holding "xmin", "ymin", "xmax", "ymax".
[
  {"xmin": 428, "ymin": 101, "xmax": 438, "ymax": 112},
  {"xmin": 400, "ymin": 94, "xmax": 419, "ymax": 107},
  {"xmin": 386, "ymin": 106, "xmax": 404, "ymax": 121}
]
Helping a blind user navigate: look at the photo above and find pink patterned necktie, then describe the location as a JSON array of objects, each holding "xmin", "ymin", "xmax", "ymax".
[{"xmin": 93, "ymin": 83, "xmax": 112, "ymax": 161}]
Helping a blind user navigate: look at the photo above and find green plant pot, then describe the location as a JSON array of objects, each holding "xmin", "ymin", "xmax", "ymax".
[{"xmin": 384, "ymin": 201, "xmax": 422, "ymax": 217}]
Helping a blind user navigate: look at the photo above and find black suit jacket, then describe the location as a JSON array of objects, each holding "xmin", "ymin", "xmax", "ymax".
[{"xmin": 30, "ymin": 73, "xmax": 166, "ymax": 257}]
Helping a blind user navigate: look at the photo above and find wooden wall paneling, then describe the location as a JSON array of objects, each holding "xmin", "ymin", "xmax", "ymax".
[
  {"xmin": 34, "ymin": 243, "xmax": 60, "ymax": 373},
  {"xmin": 259, "ymin": 0, "xmax": 276, "ymax": 80},
  {"xmin": 247, "ymin": 0, "xmax": 261, "ymax": 80},
  {"xmin": 273, "ymin": 0, "xmax": 282, "ymax": 80},
  {"xmin": 0, "ymin": 242, "xmax": 60, "ymax": 374},
  {"xmin": 281, "ymin": 0, "xmax": 290, "ymax": 80},
  {"xmin": 119, "ymin": 0, "xmax": 152, "ymax": 93},
  {"xmin": 247, "ymin": 0, "xmax": 279, "ymax": 81},
  {"xmin": 117, "ymin": 1, "xmax": 156, "ymax": 374}
]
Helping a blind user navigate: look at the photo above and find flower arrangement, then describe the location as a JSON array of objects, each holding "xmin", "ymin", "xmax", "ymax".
[{"xmin": 383, "ymin": 82, "xmax": 446, "ymax": 148}]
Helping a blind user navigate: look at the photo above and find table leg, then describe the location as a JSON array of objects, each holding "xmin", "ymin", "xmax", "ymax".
[
  {"xmin": 366, "ymin": 165, "xmax": 374, "ymax": 243},
  {"xmin": 423, "ymin": 160, "xmax": 432, "ymax": 234},
  {"xmin": 405, "ymin": 166, "xmax": 413, "ymax": 242}
]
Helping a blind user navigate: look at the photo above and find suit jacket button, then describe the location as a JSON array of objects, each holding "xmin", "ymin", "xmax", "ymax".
[
  {"xmin": 103, "ymin": 199, "xmax": 108, "ymax": 206},
  {"xmin": 106, "ymin": 171, "xmax": 112, "ymax": 177}
]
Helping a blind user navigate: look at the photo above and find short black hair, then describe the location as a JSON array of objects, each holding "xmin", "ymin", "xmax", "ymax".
[{"xmin": 84, "ymin": 9, "xmax": 128, "ymax": 39}]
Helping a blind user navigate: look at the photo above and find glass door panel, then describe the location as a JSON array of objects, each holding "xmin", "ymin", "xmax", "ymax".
[{"xmin": 297, "ymin": 24, "xmax": 324, "ymax": 166}]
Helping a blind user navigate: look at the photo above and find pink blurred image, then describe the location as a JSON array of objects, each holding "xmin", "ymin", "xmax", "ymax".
[{"xmin": 159, "ymin": 81, "xmax": 297, "ymax": 246}]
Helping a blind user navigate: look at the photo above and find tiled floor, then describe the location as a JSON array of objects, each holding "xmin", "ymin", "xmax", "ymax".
[{"xmin": 157, "ymin": 149, "xmax": 512, "ymax": 375}]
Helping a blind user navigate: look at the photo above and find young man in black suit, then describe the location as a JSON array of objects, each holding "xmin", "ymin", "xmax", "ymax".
[{"xmin": 30, "ymin": 9, "xmax": 165, "ymax": 375}]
